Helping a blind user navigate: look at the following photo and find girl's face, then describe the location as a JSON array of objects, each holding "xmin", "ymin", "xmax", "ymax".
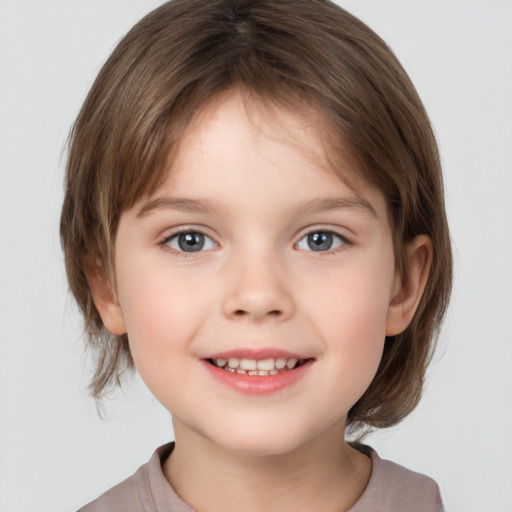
[{"xmin": 99, "ymin": 92, "xmax": 404, "ymax": 456}]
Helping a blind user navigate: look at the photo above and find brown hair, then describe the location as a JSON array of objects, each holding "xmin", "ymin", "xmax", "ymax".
[{"xmin": 60, "ymin": 0, "xmax": 452, "ymax": 432}]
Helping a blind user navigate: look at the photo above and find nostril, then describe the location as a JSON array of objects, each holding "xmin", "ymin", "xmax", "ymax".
[{"xmin": 232, "ymin": 309, "xmax": 281, "ymax": 318}]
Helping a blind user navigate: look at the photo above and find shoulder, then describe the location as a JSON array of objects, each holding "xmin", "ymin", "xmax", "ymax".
[
  {"xmin": 350, "ymin": 445, "xmax": 445, "ymax": 512},
  {"xmin": 77, "ymin": 443, "xmax": 176, "ymax": 512},
  {"xmin": 77, "ymin": 472, "xmax": 142, "ymax": 512}
]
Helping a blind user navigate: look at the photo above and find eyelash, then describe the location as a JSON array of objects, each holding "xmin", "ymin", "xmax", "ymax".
[{"xmin": 159, "ymin": 227, "xmax": 351, "ymax": 257}]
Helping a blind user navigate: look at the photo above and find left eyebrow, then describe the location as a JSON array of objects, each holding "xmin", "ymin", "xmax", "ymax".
[{"xmin": 297, "ymin": 197, "xmax": 378, "ymax": 218}]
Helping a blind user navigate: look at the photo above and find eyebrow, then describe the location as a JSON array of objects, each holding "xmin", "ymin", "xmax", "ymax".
[
  {"xmin": 136, "ymin": 195, "xmax": 377, "ymax": 219},
  {"xmin": 137, "ymin": 197, "xmax": 217, "ymax": 217},
  {"xmin": 297, "ymin": 197, "xmax": 378, "ymax": 218}
]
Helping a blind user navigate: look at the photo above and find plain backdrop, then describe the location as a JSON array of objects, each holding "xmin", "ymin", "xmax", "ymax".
[{"xmin": 0, "ymin": 1, "xmax": 511, "ymax": 511}]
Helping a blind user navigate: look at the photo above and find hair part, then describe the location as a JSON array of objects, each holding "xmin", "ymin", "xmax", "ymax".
[{"xmin": 61, "ymin": 0, "xmax": 452, "ymax": 432}]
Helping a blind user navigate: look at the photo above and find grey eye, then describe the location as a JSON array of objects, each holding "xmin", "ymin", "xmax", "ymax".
[
  {"xmin": 297, "ymin": 231, "xmax": 345, "ymax": 252},
  {"xmin": 167, "ymin": 232, "xmax": 216, "ymax": 252}
]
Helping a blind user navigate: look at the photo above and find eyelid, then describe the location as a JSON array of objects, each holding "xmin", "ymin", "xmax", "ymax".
[{"xmin": 159, "ymin": 223, "xmax": 217, "ymax": 239}]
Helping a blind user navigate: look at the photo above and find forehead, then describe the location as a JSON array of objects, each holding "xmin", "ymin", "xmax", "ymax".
[
  {"xmin": 161, "ymin": 91, "xmax": 372, "ymax": 197},
  {"xmin": 130, "ymin": 91, "xmax": 387, "ymax": 225}
]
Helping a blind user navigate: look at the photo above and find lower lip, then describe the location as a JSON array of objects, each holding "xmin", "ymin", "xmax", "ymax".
[{"xmin": 202, "ymin": 360, "xmax": 313, "ymax": 395}]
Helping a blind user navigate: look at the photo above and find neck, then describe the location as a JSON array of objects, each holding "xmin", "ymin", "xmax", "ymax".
[{"xmin": 163, "ymin": 420, "xmax": 371, "ymax": 512}]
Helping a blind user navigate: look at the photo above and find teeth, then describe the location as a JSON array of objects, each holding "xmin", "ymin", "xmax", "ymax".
[
  {"xmin": 240, "ymin": 358, "xmax": 257, "ymax": 370},
  {"xmin": 212, "ymin": 357, "xmax": 303, "ymax": 373},
  {"xmin": 256, "ymin": 358, "xmax": 275, "ymax": 371},
  {"xmin": 275, "ymin": 358, "xmax": 287, "ymax": 369}
]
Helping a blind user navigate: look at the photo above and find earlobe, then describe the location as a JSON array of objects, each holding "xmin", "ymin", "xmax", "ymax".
[
  {"xmin": 86, "ymin": 260, "xmax": 127, "ymax": 336},
  {"xmin": 386, "ymin": 235, "xmax": 433, "ymax": 336}
]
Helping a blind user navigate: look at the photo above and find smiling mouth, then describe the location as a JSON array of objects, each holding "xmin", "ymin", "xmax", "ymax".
[{"xmin": 205, "ymin": 357, "xmax": 310, "ymax": 376}]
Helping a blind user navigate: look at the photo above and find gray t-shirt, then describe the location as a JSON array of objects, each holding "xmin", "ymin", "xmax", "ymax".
[{"xmin": 78, "ymin": 443, "xmax": 444, "ymax": 512}]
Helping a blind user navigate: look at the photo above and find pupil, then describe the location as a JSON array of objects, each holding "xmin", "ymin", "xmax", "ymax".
[
  {"xmin": 178, "ymin": 232, "xmax": 204, "ymax": 252},
  {"xmin": 308, "ymin": 232, "xmax": 332, "ymax": 251}
]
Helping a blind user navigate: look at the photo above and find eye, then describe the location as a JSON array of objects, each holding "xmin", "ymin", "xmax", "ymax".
[
  {"xmin": 164, "ymin": 231, "xmax": 217, "ymax": 253},
  {"xmin": 296, "ymin": 231, "xmax": 346, "ymax": 252}
]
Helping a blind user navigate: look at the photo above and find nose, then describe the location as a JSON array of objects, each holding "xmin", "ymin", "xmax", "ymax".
[{"xmin": 221, "ymin": 253, "xmax": 295, "ymax": 322}]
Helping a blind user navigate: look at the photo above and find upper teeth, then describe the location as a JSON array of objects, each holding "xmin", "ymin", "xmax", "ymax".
[{"xmin": 213, "ymin": 357, "xmax": 299, "ymax": 371}]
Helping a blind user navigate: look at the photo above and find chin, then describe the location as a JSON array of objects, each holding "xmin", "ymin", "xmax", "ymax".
[{"xmin": 201, "ymin": 419, "xmax": 321, "ymax": 458}]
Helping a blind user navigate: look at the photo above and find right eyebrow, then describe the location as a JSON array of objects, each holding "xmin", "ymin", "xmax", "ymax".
[{"xmin": 136, "ymin": 197, "xmax": 216, "ymax": 217}]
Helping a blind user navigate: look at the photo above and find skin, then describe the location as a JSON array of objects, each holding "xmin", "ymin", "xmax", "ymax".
[{"xmin": 90, "ymin": 91, "xmax": 432, "ymax": 512}]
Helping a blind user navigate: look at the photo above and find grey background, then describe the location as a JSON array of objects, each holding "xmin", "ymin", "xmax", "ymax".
[{"xmin": 0, "ymin": 1, "xmax": 511, "ymax": 511}]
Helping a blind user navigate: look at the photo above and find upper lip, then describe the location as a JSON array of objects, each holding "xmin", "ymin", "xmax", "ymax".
[{"xmin": 203, "ymin": 347, "xmax": 311, "ymax": 360}]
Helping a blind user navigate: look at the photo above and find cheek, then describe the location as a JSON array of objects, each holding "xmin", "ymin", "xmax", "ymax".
[
  {"xmin": 115, "ymin": 260, "xmax": 212, "ymax": 367},
  {"xmin": 305, "ymin": 263, "xmax": 393, "ymax": 339},
  {"xmin": 303, "ymin": 263, "xmax": 393, "ymax": 392},
  {"xmin": 115, "ymin": 270, "xmax": 204, "ymax": 405}
]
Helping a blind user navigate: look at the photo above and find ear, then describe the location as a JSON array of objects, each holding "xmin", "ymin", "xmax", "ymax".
[
  {"xmin": 86, "ymin": 260, "xmax": 127, "ymax": 336},
  {"xmin": 386, "ymin": 235, "xmax": 433, "ymax": 336}
]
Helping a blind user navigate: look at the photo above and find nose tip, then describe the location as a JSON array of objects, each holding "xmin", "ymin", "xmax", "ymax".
[{"xmin": 221, "ymin": 262, "xmax": 295, "ymax": 322}]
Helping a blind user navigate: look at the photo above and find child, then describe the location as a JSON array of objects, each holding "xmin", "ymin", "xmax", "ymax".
[{"xmin": 60, "ymin": 0, "xmax": 452, "ymax": 510}]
